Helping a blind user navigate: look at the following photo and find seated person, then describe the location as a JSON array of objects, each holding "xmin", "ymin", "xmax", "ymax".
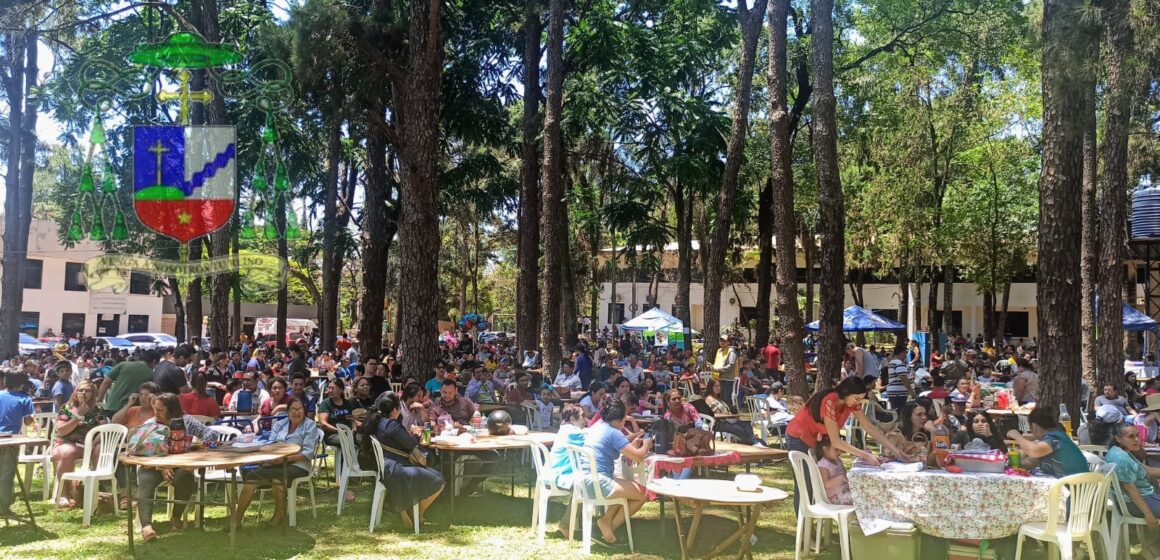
[
  {"xmin": 1095, "ymin": 384, "xmax": 1135, "ymax": 416},
  {"xmin": 577, "ymin": 382, "xmax": 607, "ymax": 419},
  {"xmin": 504, "ymin": 373, "xmax": 536, "ymax": 405},
  {"xmin": 580, "ymin": 400, "xmax": 652, "ymax": 547},
  {"xmin": 1006, "ymin": 406, "xmax": 1087, "ymax": 478},
  {"xmin": 553, "ymin": 361, "xmax": 582, "ymax": 392},
  {"xmin": 815, "ymin": 436, "xmax": 852, "ymax": 505},
  {"xmin": 1101, "ymin": 422, "xmax": 1160, "ymax": 558},
  {"xmin": 662, "ymin": 388, "xmax": 700, "ymax": 428},
  {"xmin": 952, "ymin": 410, "xmax": 1006, "ymax": 450},
  {"xmin": 884, "ymin": 402, "xmax": 931, "ymax": 463},
  {"xmin": 702, "ymin": 378, "xmax": 763, "ymax": 446},
  {"xmin": 358, "ymin": 394, "xmax": 444, "ymax": 527},
  {"xmin": 232, "ymin": 398, "xmax": 316, "ymax": 527},
  {"xmin": 134, "ymin": 393, "xmax": 221, "ymax": 541},
  {"xmin": 430, "ymin": 379, "xmax": 477, "ymax": 427},
  {"xmin": 465, "ymin": 369, "xmax": 502, "ymax": 403}
]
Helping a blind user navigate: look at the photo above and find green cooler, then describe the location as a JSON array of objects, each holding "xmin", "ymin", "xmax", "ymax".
[{"xmin": 849, "ymin": 520, "xmax": 924, "ymax": 560}]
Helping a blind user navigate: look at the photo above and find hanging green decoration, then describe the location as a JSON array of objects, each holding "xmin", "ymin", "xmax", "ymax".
[
  {"xmin": 112, "ymin": 210, "xmax": 129, "ymax": 241},
  {"xmin": 248, "ymin": 108, "xmax": 298, "ymax": 244},
  {"xmin": 69, "ymin": 113, "xmax": 126, "ymax": 244},
  {"xmin": 90, "ymin": 212, "xmax": 107, "ymax": 241},
  {"xmin": 67, "ymin": 209, "xmax": 85, "ymax": 242}
]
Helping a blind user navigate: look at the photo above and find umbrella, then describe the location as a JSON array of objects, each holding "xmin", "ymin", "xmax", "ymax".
[{"xmin": 804, "ymin": 305, "xmax": 906, "ymax": 333}]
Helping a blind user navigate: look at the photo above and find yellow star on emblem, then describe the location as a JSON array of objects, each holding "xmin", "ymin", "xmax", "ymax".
[{"xmin": 177, "ymin": 211, "xmax": 192, "ymax": 225}]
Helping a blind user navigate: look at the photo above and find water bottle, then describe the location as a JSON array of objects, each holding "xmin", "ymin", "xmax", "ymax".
[
  {"xmin": 694, "ymin": 417, "xmax": 703, "ymax": 431},
  {"xmin": 471, "ymin": 410, "xmax": 482, "ymax": 432}
]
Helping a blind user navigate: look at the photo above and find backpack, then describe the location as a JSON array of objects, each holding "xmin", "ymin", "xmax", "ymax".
[{"xmin": 650, "ymin": 418, "xmax": 677, "ymax": 455}]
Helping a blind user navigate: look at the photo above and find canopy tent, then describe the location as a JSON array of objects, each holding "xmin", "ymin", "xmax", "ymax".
[
  {"xmin": 804, "ymin": 305, "xmax": 906, "ymax": 333},
  {"xmin": 1122, "ymin": 303, "xmax": 1158, "ymax": 332},
  {"xmin": 617, "ymin": 307, "xmax": 697, "ymax": 349}
]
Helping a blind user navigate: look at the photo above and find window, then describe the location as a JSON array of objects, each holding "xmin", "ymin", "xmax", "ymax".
[
  {"xmin": 1003, "ymin": 311, "xmax": 1030, "ymax": 338},
  {"xmin": 61, "ymin": 313, "xmax": 86, "ymax": 337},
  {"xmin": 64, "ymin": 262, "xmax": 87, "ymax": 291},
  {"xmin": 127, "ymin": 314, "xmax": 150, "ymax": 333},
  {"xmin": 129, "ymin": 272, "xmax": 152, "ymax": 295},
  {"xmin": 20, "ymin": 312, "xmax": 39, "ymax": 336},
  {"xmin": 932, "ymin": 310, "xmax": 963, "ymax": 335},
  {"xmin": 24, "ymin": 259, "xmax": 42, "ymax": 289},
  {"xmin": 607, "ymin": 303, "xmax": 625, "ymax": 325},
  {"xmin": 739, "ymin": 306, "xmax": 761, "ymax": 324}
]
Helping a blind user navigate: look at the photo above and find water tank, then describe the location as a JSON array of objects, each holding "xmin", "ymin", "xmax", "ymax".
[{"xmin": 1131, "ymin": 176, "xmax": 1160, "ymax": 238}]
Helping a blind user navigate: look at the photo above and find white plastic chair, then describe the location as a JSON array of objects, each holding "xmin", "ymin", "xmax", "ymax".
[
  {"xmin": 1078, "ymin": 445, "xmax": 1108, "ymax": 458},
  {"xmin": 367, "ymin": 437, "xmax": 420, "ymax": 534},
  {"xmin": 1014, "ymin": 472, "xmax": 1109, "ymax": 560},
  {"xmin": 564, "ymin": 444, "xmax": 635, "ymax": 554},
  {"xmin": 56, "ymin": 424, "xmax": 127, "ymax": 527},
  {"xmin": 1093, "ymin": 464, "xmax": 1121, "ymax": 560},
  {"xmin": 169, "ymin": 424, "xmax": 242, "ymax": 521},
  {"xmin": 257, "ymin": 428, "xmax": 318, "ymax": 527},
  {"xmin": 335, "ymin": 424, "xmax": 378, "ymax": 514},
  {"xmin": 788, "ymin": 450, "xmax": 854, "ymax": 560},
  {"xmin": 18, "ymin": 412, "xmax": 56, "ymax": 500},
  {"xmin": 529, "ymin": 441, "xmax": 574, "ymax": 544},
  {"xmin": 1105, "ymin": 464, "xmax": 1149, "ymax": 560}
]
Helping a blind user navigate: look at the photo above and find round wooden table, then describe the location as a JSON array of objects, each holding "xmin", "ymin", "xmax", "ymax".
[
  {"xmin": 119, "ymin": 442, "xmax": 300, "ymax": 551},
  {"xmin": 423, "ymin": 432, "xmax": 555, "ymax": 521},
  {"xmin": 647, "ymin": 478, "xmax": 788, "ymax": 560},
  {"xmin": 0, "ymin": 435, "xmax": 49, "ymax": 527}
]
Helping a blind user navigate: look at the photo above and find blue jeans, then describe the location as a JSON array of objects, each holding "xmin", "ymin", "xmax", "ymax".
[
  {"xmin": 786, "ymin": 435, "xmax": 812, "ymax": 512},
  {"xmin": 1127, "ymin": 493, "xmax": 1160, "ymax": 517}
]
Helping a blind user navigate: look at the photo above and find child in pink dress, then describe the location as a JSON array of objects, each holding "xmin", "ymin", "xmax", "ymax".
[{"xmin": 816, "ymin": 436, "xmax": 853, "ymax": 505}]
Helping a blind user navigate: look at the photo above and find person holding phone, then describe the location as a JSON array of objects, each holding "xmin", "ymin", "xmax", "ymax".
[{"xmin": 581, "ymin": 400, "xmax": 652, "ymax": 547}]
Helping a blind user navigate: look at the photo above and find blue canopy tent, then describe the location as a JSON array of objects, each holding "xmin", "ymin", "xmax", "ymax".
[
  {"xmin": 1122, "ymin": 303, "xmax": 1158, "ymax": 332},
  {"xmin": 804, "ymin": 305, "xmax": 906, "ymax": 332}
]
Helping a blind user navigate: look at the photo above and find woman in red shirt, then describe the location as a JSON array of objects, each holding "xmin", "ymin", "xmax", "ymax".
[
  {"xmin": 178, "ymin": 374, "xmax": 220, "ymax": 419},
  {"xmin": 786, "ymin": 377, "xmax": 910, "ymax": 465}
]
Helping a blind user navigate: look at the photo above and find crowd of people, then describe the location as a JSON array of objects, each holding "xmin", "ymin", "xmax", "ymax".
[{"xmin": 1, "ymin": 326, "xmax": 1158, "ymax": 553}]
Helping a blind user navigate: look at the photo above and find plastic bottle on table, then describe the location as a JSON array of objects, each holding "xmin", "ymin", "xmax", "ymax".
[
  {"xmin": 1059, "ymin": 404, "xmax": 1072, "ymax": 436},
  {"xmin": 931, "ymin": 419, "xmax": 951, "ymax": 467},
  {"xmin": 472, "ymin": 410, "xmax": 482, "ymax": 432}
]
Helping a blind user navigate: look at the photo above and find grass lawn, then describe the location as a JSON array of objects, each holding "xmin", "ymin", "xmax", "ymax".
[{"xmin": 0, "ymin": 458, "xmax": 1138, "ymax": 560}]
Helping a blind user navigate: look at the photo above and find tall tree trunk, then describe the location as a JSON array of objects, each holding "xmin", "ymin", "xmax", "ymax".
[
  {"xmin": 914, "ymin": 280, "xmax": 922, "ymax": 333},
  {"xmin": 998, "ymin": 282, "xmax": 1011, "ymax": 342},
  {"xmin": 321, "ymin": 120, "xmax": 343, "ymax": 352},
  {"xmin": 1080, "ymin": 80, "xmax": 1099, "ymax": 398},
  {"xmin": 755, "ymin": 178, "xmax": 774, "ymax": 348},
  {"xmin": 276, "ymin": 198, "xmax": 288, "ymax": 351},
  {"xmin": 702, "ymin": 0, "xmax": 768, "ymax": 360},
  {"xmin": 232, "ymin": 225, "xmax": 241, "ymax": 340},
  {"xmin": 1097, "ymin": 0, "xmax": 1133, "ymax": 391},
  {"xmin": 516, "ymin": 0, "xmax": 542, "ymax": 356},
  {"xmin": 358, "ymin": 120, "xmax": 390, "ymax": 359},
  {"xmin": 927, "ymin": 266, "xmax": 940, "ymax": 341},
  {"xmin": 898, "ymin": 275, "xmax": 909, "ymax": 341},
  {"xmin": 562, "ymin": 231, "xmax": 579, "ymax": 349},
  {"xmin": 983, "ymin": 289, "xmax": 995, "ymax": 344},
  {"xmin": 674, "ymin": 184, "xmax": 693, "ymax": 330},
  {"xmin": 392, "ymin": 0, "xmax": 443, "ymax": 379},
  {"xmin": 803, "ymin": 223, "xmax": 815, "ymax": 324},
  {"xmin": 170, "ymin": 278, "xmax": 186, "ymax": 342},
  {"xmin": 192, "ymin": 0, "xmax": 232, "ymax": 351},
  {"xmin": 1037, "ymin": 0, "xmax": 1087, "ymax": 415},
  {"xmin": 811, "ymin": 0, "xmax": 845, "ymax": 391},
  {"xmin": 186, "ymin": 240, "xmax": 204, "ymax": 341},
  {"xmin": 941, "ymin": 263, "xmax": 954, "ymax": 336},
  {"xmin": 0, "ymin": 30, "xmax": 37, "ymax": 357},
  {"xmin": 540, "ymin": 0, "xmax": 565, "ymax": 376}
]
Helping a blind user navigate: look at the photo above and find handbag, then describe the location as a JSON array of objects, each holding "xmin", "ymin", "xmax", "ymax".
[
  {"xmin": 127, "ymin": 422, "xmax": 171, "ymax": 457},
  {"xmin": 672, "ymin": 427, "xmax": 714, "ymax": 457},
  {"xmin": 381, "ymin": 441, "xmax": 428, "ymax": 468},
  {"xmin": 650, "ymin": 418, "xmax": 676, "ymax": 455}
]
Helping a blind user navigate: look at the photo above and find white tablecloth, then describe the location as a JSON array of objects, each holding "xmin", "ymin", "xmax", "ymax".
[{"xmin": 847, "ymin": 467, "xmax": 1058, "ymax": 539}]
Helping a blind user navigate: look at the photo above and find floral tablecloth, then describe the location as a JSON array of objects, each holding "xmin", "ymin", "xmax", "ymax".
[{"xmin": 847, "ymin": 467, "xmax": 1057, "ymax": 539}]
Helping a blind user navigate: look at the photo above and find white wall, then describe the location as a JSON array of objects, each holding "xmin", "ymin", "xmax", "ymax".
[{"xmin": 599, "ymin": 281, "xmax": 1040, "ymax": 339}]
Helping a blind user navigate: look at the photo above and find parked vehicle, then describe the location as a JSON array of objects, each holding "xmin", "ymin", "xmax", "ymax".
[
  {"xmin": 122, "ymin": 332, "xmax": 178, "ymax": 351},
  {"xmin": 18, "ymin": 334, "xmax": 52, "ymax": 355},
  {"xmin": 95, "ymin": 336, "xmax": 138, "ymax": 353}
]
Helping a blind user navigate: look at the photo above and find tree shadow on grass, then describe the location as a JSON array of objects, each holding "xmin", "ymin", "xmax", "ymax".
[{"xmin": 0, "ymin": 523, "xmax": 59, "ymax": 547}]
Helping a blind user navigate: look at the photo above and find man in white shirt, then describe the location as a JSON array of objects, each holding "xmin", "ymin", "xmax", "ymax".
[
  {"xmin": 621, "ymin": 355, "xmax": 645, "ymax": 385},
  {"xmin": 553, "ymin": 360, "xmax": 582, "ymax": 390}
]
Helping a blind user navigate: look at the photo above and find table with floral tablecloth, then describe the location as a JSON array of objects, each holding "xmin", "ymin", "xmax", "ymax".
[{"xmin": 848, "ymin": 467, "xmax": 1058, "ymax": 539}]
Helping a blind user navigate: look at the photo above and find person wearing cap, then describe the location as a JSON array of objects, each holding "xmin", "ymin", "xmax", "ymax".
[
  {"xmin": 50, "ymin": 361, "xmax": 75, "ymax": 412},
  {"xmin": 712, "ymin": 335, "xmax": 739, "ymax": 381}
]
